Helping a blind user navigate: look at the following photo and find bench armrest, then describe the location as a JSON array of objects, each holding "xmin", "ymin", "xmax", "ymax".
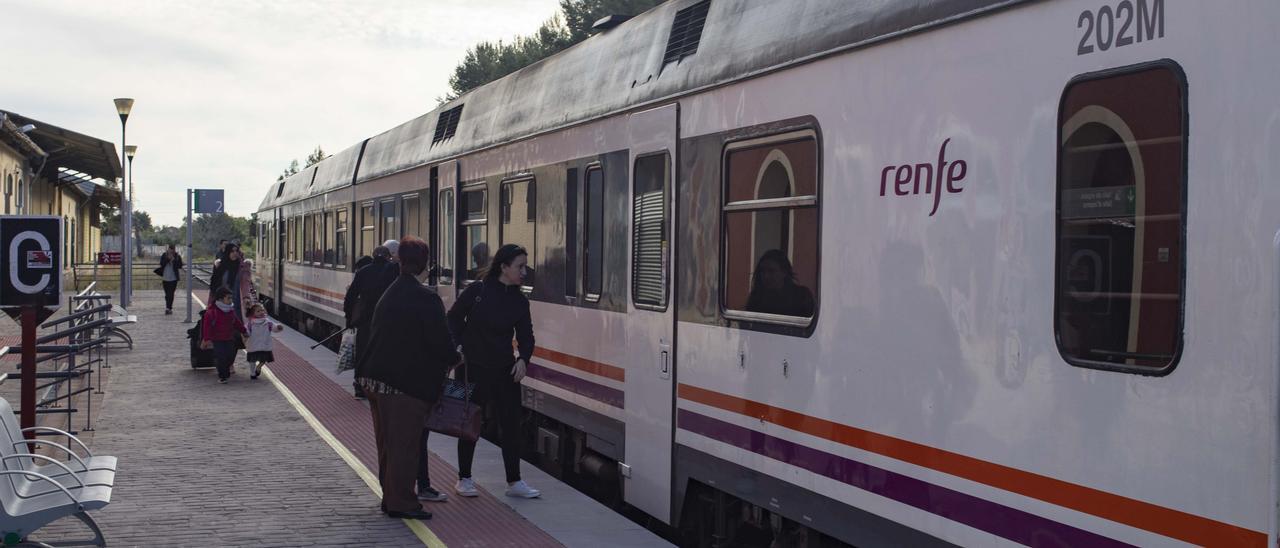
[
  {"xmin": 1, "ymin": 454, "xmax": 87, "ymax": 489},
  {"xmin": 20, "ymin": 427, "xmax": 94, "ymax": 458},
  {"xmin": 12, "ymin": 440, "xmax": 90, "ymax": 471},
  {"xmin": 0, "ymin": 470, "xmax": 84, "ymax": 510}
]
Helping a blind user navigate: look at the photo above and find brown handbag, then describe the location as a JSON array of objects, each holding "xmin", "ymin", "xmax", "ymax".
[{"xmin": 425, "ymin": 366, "xmax": 482, "ymax": 442}]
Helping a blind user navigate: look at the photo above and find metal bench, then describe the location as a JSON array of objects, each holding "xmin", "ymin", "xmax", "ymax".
[{"xmin": 0, "ymin": 397, "xmax": 113, "ymax": 547}]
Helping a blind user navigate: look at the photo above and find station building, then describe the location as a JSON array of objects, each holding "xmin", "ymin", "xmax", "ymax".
[{"xmin": 0, "ymin": 109, "xmax": 122, "ymax": 274}]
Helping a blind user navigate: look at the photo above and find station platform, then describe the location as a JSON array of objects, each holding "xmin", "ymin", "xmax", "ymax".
[{"xmin": 1, "ymin": 289, "xmax": 670, "ymax": 547}]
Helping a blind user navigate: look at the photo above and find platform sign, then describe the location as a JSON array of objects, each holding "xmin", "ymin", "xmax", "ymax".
[
  {"xmin": 193, "ymin": 189, "xmax": 225, "ymax": 214},
  {"xmin": 0, "ymin": 216, "xmax": 62, "ymax": 321}
]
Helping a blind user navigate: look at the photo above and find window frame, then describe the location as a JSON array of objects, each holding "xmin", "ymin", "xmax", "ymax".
[
  {"xmin": 438, "ymin": 188, "xmax": 455, "ymax": 286},
  {"xmin": 335, "ymin": 208, "xmax": 349, "ymax": 269},
  {"xmin": 380, "ymin": 198, "xmax": 398, "ymax": 245},
  {"xmin": 460, "ymin": 182, "xmax": 488, "ymax": 286},
  {"xmin": 582, "ymin": 163, "xmax": 605, "ymax": 303},
  {"xmin": 718, "ymin": 128, "xmax": 822, "ymax": 330},
  {"xmin": 402, "ymin": 194, "xmax": 421, "ymax": 240},
  {"xmin": 1052, "ymin": 59, "xmax": 1189, "ymax": 377},
  {"xmin": 359, "ymin": 202, "xmax": 376, "ymax": 260},
  {"xmin": 323, "ymin": 210, "xmax": 335, "ymax": 267},
  {"xmin": 499, "ymin": 175, "xmax": 537, "ymax": 291},
  {"xmin": 302, "ymin": 214, "xmax": 314, "ymax": 264},
  {"xmin": 630, "ymin": 152, "xmax": 671, "ymax": 312}
]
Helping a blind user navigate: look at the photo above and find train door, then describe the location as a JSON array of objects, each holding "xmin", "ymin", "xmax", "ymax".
[
  {"xmin": 435, "ymin": 160, "xmax": 459, "ymax": 308},
  {"xmin": 274, "ymin": 208, "xmax": 285, "ymax": 310},
  {"xmin": 621, "ymin": 103, "xmax": 678, "ymax": 522}
]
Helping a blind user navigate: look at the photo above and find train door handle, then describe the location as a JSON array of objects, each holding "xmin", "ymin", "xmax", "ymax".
[{"xmin": 660, "ymin": 350, "xmax": 670, "ymax": 379}]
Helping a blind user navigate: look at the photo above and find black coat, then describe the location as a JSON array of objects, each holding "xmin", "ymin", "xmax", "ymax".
[
  {"xmin": 343, "ymin": 258, "xmax": 397, "ymax": 328},
  {"xmin": 155, "ymin": 253, "xmax": 184, "ymax": 279},
  {"xmin": 447, "ymin": 278, "xmax": 535, "ymax": 370},
  {"xmin": 356, "ymin": 274, "xmax": 461, "ymax": 403}
]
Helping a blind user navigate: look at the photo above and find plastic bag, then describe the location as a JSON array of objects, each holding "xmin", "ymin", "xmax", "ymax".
[{"xmin": 336, "ymin": 329, "xmax": 357, "ymax": 373}]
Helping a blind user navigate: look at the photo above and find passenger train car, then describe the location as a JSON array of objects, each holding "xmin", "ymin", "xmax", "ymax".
[{"xmin": 255, "ymin": 0, "xmax": 1280, "ymax": 545}]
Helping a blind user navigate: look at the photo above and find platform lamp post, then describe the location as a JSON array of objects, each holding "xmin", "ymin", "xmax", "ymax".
[
  {"xmin": 114, "ymin": 98, "xmax": 133, "ymax": 308},
  {"xmin": 124, "ymin": 145, "xmax": 137, "ymax": 299}
]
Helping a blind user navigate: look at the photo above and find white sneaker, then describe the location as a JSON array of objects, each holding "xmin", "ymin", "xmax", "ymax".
[
  {"xmin": 455, "ymin": 477, "xmax": 479, "ymax": 497},
  {"xmin": 505, "ymin": 480, "xmax": 540, "ymax": 499}
]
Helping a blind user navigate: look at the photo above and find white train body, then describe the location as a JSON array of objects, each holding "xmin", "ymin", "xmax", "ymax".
[{"xmin": 255, "ymin": 0, "xmax": 1280, "ymax": 545}]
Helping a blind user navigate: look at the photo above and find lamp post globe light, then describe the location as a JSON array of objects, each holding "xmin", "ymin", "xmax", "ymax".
[{"xmin": 114, "ymin": 98, "xmax": 133, "ymax": 308}]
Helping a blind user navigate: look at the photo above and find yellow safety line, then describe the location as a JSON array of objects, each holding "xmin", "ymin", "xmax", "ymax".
[{"xmin": 261, "ymin": 366, "xmax": 447, "ymax": 548}]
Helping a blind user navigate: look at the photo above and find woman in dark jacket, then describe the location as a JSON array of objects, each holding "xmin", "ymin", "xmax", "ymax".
[
  {"xmin": 354, "ymin": 236, "xmax": 459, "ymax": 520},
  {"xmin": 154, "ymin": 244, "xmax": 184, "ymax": 315},
  {"xmin": 447, "ymin": 243, "xmax": 539, "ymax": 499}
]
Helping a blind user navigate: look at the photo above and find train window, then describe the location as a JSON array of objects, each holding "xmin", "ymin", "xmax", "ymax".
[
  {"xmin": 286, "ymin": 218, "xmax": 296, "ymax": 262},
  {"xmin": 323, "ymin": 211, "xmax": 335, "ymax": 266},
  {"xmin": 380, "ymin": 199, "xmax": 397, "ymax": 245},
  {"xmin": 1055, "ymin": 63, "xmax": 1186, "ymax": 374},
  {"xmin": 500, "ymin": 177, "xmax": 536, "ymax": 288},
  {"xmin": 439, "ymin": 189, "xmax": 455, "ymax": 285},
  {"xmin": 302, "ymin": 215, "xmax": 314, "ymax": 263},
  {"xmin": 632, "ymin": 153, "xmax": 669, "ymax": 309},
  {"xmin": 461, "ymin": 186, "xmax": 488, "ymax": 282},
  {"xmin": 359, "ymin": 203, "xmax": 375, "ymax": 260},
  {"xmin": 722, "ymin": 131, "xmax": 819, "ymax": 327},
  {"xmin": 403, "ymin": 196, "xmax": 421, "ymax": 239},
  {"xmin": 565, "ymin": 168, "xmax": 579, "ymax": 298},
  {"xmin": 335, "ymin": 209, "xmax": 348, "ymax": 268},
  {"xmin": 584, "ymin": 166, "xmax": 605, "ymax": 300}
]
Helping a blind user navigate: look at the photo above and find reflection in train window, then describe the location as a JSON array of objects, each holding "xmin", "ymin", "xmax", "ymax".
[
  {"xmin": 461, "ymin": 187, "xmax": 488, "ymax": 282},
  {"xmin": 1055, "ymin": 63, "xmax": 1185, "ymax": 373},
  {"xmin": 323, "ymin": 211, "xmax": 335, "ymax": 266},
  {"xmin": 359, "ymin": 203, "xmax": 375, "ymax": 260},
  {"xmin": 302, "ymin": 215, "xmax": 314, "ymax": 264},
  {"xmin": 287, "ymin": 218, "xmax": 296, "ymax": 262},
  {"xmin": 380, "ymin": 199, "xmax": 397, "ymax": 245},
  {"xmin": 438, "ymin": 189, "xmax": 455, "ymax": 285},
  {"xmin": 500, "ymin": 178, "xmax": 536, "ymax": 288},
  {"xmin": 584, "ymin": 166, "xmax": 604, "ymax": 300},
  {"xmin": 632, "ymin": 153, "xmax": 669, "ymax": 309},
  {"xmin": 722, "ymin": 132, "xmax": 819, "ymax": 326},
  {"xmin": 565, "ymin": 168, "xmax": 578, "ymax": 298},
  {"xmin": 335, "ymin": 208, "xmax": 349, "ymax": 268},
  {"xmin": 403, "ymin": 196, "xmax": 421, "ymax": 240}
]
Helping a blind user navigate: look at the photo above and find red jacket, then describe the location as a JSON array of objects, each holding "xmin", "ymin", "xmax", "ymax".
[{"xmin": 201, "ymin": 304, "xmax": 246, "ymax": 342}]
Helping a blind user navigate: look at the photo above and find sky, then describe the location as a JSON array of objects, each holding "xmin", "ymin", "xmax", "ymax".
[{"xmin": 2, "ymin": 0, "xmax": 562, "ymax": 226}]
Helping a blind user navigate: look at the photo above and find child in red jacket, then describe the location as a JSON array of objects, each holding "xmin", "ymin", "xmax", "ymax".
[{"xmin": 202, "ymin": 287, "xmax": 247, "ymax": 384}]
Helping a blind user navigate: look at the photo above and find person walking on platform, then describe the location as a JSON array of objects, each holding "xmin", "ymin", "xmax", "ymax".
[
  {"xmin": 154, "ymin": 244, "xmax": 184, "ymax": 315},
  {"xmin": 344, "ymin": 240, "xmax": 399, "ymax": 399},
  {"xmin": 208, "ymin": 243, "xmax": 255, "ymax": 318},
  {"xmin": 244, "ymin": 303, "xmax": 283, "ymax": 380},
  {"xmin": 201, "ymin": 287, "xmax": 247, "ymax": 384},
  {"xmin": 354, "ymin": 237, "xmax": 460, "ymax": 520},
  {"xmin": 448, "ymin": 243, "xmax": 540, "ymax": 499}
]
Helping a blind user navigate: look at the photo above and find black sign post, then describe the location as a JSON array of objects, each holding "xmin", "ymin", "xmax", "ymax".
[{"xmin": 0, "ymin": 216, "xmax": 63, "ymax": 434}]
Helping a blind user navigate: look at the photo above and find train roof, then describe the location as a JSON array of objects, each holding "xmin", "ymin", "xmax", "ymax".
[{"xmin": 258, "ymin": 0, "xmax": 1026, "ymax": 211}]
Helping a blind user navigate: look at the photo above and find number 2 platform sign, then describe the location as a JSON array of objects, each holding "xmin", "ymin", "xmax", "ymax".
[
  {"xmin": 0, "ymin": 216, "xmax": 62, "ymax": 321},
  {"xmin": 194, "ymin": 189, "xmax": 225, "ymax": 214}
]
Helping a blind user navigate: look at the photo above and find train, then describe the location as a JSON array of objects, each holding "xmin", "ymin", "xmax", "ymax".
[{"xmin": 253, "ymin": 0, "xmax": 1280, "ymax": 545}]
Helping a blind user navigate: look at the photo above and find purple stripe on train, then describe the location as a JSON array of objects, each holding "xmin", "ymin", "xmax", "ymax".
[
  {"xmin": 677, "ymin": 409, "xmax": 1133, "ymax": 548},
  {"xmin": 527, "ymin": 362, "xmax": 624, "ymax": 409}
]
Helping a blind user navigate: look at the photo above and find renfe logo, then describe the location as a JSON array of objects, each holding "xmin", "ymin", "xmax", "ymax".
[
  {"xmin": 9, "ymin": 230, "xmax": 52, "ymax": 293},
  {"xmin": 879, "ymin": 139, "xmax": 968, "ymax": 216}
]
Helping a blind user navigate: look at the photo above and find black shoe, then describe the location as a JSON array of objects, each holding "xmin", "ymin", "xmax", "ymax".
[
  {"xmin": 353, "ymin": 385, "xmax": 367, "ymax": 399},
  {"xmin": 387, "ymin": 509, "xmax": 432, "ymax": 520}
]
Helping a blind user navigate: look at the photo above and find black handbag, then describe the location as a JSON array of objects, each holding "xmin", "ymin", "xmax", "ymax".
[{"xmin": 425, "ymin": 367, "xmax": 482, "ymax": 442}]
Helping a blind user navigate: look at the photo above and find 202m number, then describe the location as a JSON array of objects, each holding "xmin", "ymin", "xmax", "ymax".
[{"xmin": 1077, "ymin": 0, "xmax": 1165, "ymax": 55}]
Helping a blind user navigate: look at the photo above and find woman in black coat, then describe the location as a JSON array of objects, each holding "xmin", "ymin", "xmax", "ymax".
[
  {"xmin": 154, "ymin": 244, "xmax": 184, "ymax": 314},
  {"xmin": 447, "ymin": 243, "xmax": 540, "ymax": 499},
  {"xmin": 354, "ymin": 236, "xmax": 459, "ymax": 520}
]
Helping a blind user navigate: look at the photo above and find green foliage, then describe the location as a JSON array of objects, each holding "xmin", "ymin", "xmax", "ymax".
[
  {"xmin": 305, "ymin": 146, "xmax": 327, "ymax": 168},
  {"xmin": 192, "ymin": 212, "xmax": 252, "ymax": 258},
  {"xmin": 447, "ymin": 0, "xmax": 664, "ymax": 98},
  {"xmin": 276, "ymin": 159, "xmax": 299, "ymax": 183}
]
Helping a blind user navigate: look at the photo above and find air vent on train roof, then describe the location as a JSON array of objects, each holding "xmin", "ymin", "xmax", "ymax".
[
  {"xmin": 432, "ymin": 104, "xmax": 464, "ymax": 145},
  {"xmin": 662, "ymin": 0, "xmax": 711, "ymax": 66}
]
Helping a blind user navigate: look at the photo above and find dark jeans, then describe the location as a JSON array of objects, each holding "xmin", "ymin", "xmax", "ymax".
[
  {"xmin": 212, "ymin": 340, "xmax": 237, "ymax": 380},
  {"xmin": 368, "ymin": 392, "xmax": 430, "ymax": 513},
  {"xmin": 162, "ymin": 280, "xmax": 178, "ymax": 310},
  {"xmin": 457, "ymin": 364, "xmax": 524, "ymax": 483}
]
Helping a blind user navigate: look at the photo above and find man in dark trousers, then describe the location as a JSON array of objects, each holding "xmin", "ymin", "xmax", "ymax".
[{"xmin": 344, "ymin": 241, "xmax": 400, "ymax": 399}]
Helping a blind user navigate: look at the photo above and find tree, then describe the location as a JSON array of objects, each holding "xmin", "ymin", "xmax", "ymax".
[
  {"xmin": 132, "ymin": 210, "xmax": 152, "ymax": 257},
  {"xmin": 447, "ymin": 0, "xmax": 664, "ymax": 98},
  {"xmin": 305, "ymin": 146, "xmax": 327, "ymax": 168},
  {"xmin": 276, "ymin": 159, "xmax": 299, "ymax": 183},
  {"xmin": 192, "ymin": 212, "xmax": 250, "ymax": 258}
]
